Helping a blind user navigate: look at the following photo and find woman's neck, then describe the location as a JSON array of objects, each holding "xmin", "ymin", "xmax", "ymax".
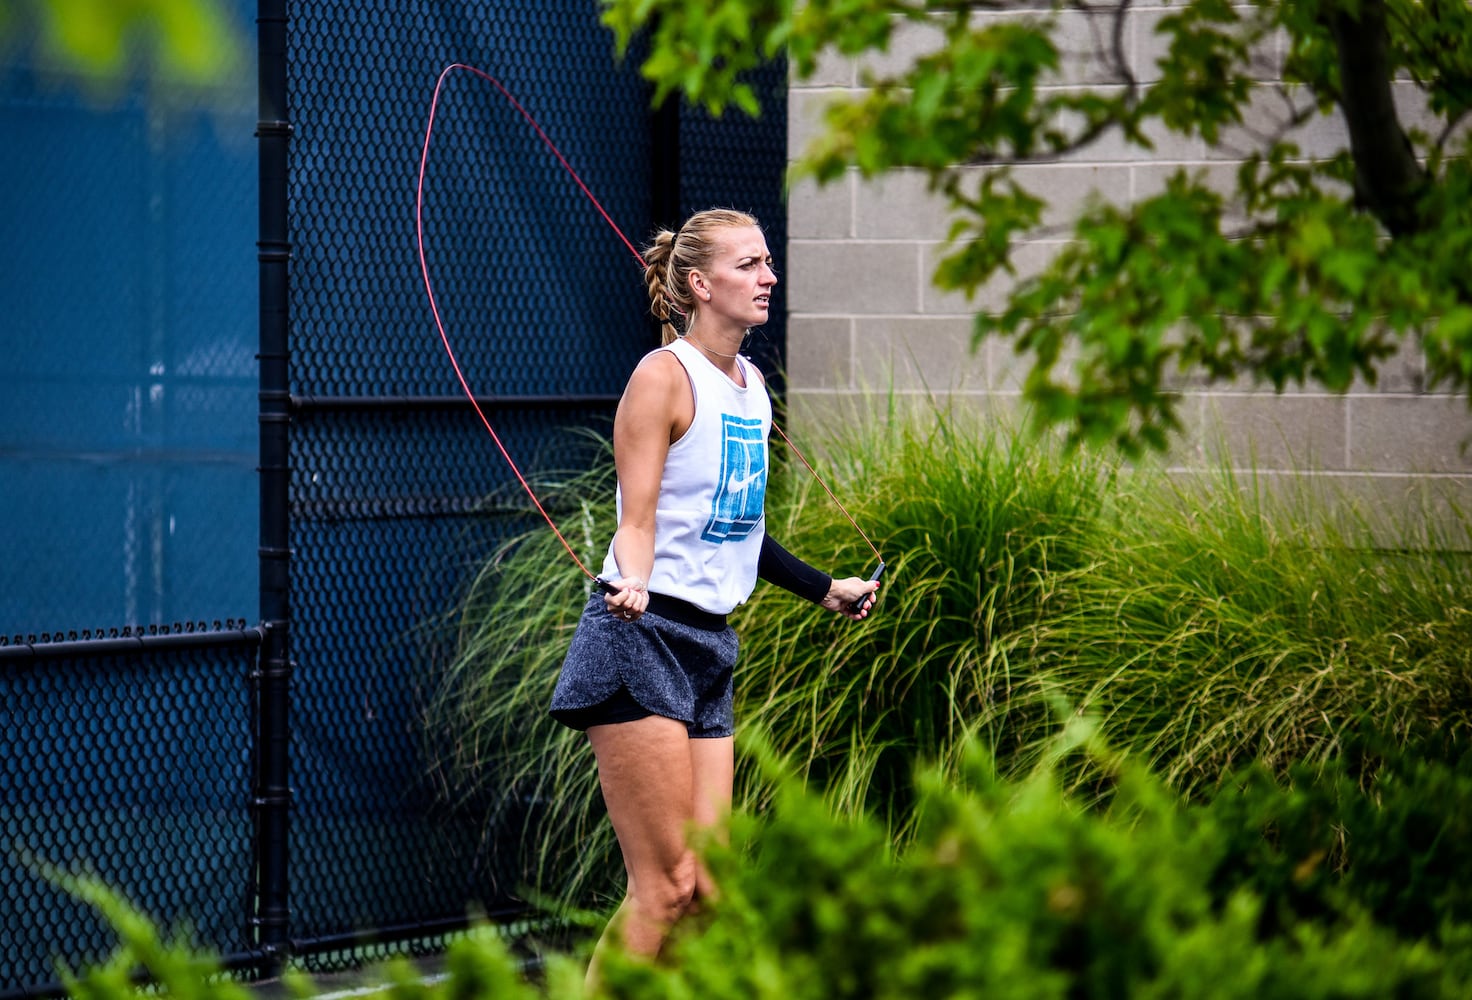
[{"xmin": 682, "ymin": 324, "xmax": 746, "ymax": 380}]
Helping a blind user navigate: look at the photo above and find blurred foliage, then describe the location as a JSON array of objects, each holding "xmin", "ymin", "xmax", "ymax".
[
  {"xmin": 601, "ymin": 0, "xmax": 1472, "ymax": 453},
  {"xmin": 1, "ymin": 0, "xmax": 243, "ymax": 93},
  {"xmin": 60, "ymin": 728, "xmax": 1472, "ymax": 999},
  {"xmin": 595, "ymin": 729, "xmax": 1472, "ymax": 999}
]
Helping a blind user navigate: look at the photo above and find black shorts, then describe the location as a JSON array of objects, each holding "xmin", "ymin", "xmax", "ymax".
[{"xmin": 549, "ymin": 592, "xmax": 738, "ymax": 739}]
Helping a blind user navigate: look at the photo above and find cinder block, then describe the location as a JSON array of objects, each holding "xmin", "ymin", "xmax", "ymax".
[
  {"xmin": 786, "ymin": 316, "xmax": 854, "ymax": 390},
  {"xmin": 1009, "ymin": 162, "xmax": 1131, "ymax": 227},
  {"xmin": 1391, "ymin": 80, "xmax": 1444, "ymax": 139},
  {"xmin": 785, "ymin": 389, "xmax": 885, "ymax": 443},
  {"xmin": 852, "ymin": 316, "xmax": 987, "ymax": 393},
  {"xmin": 1131, "ymin": 6, "xmax": 1173, "ymax": 85},
  {"xmin": 855, "ymin": 16, "xmax": 949, "ymax": 81},
  {"xmin": 1349, "ymin": 332, "xmax": 1426, "ymax": 395},
  {"xmin": 920, "ymin": 239, "xmax": 992, "ymax": 316},
  {"xmin": 900, "ymin": 8, "xmax": 1126, "ymax": 89},
  {"xmin": 1045, "ymin": 6, "xmax": 1136, "ymax": 87},
  {"xmin": 858, "ymin": 163, "xmax": 1118, "ymax": 245},
  {"xmin": 1199, "ymin": 393, "xmax": 1349, "ymax": 471},
  {"xmin": 796, "ymin": 46, "xmax": 857, "ymax": 89},
  {"xmin": 885, "ymin": 388, "xmax": 1014, "ymax": 429},
  {"xmin": 787, "ymin": 240, "xmax": 923, "ymax": 314},
  {"xmin": 1345, "ymin": 473, "xmax": 1472, "ymax": 549},
  {"xmin": 1153, "ymin": 324, "xmax": 1233, "ymax": 394},
  {"xmin": 1348, "ymin": 395, "xmax": 1472, "ymax": 473},
  {"xmin": 982, "ymin": 325, "xmax": 1033, "ymax": 395},
  {"xmin": 1257, "ymin": 25, "xmax": 1290, "ymax": 82},
  {"xmin": 1159, "ymin": 322, "xmax": 1392, "ymax": 397},
  {"xmin": 785, "ymin": 384, "xmax": 1025, "ymax": 446},
  {"xmin": 1154, "ymin": 392, "xmax": 1212, "ymax": 468},
  {"xmin": 1392, "ymin": 80, "xmax": 1471, "ymax": 149},
  {"xmin": 788, "ymin": 88, "xmax": 849, "ymax": 160},
  {"xmin": 1247, "ymin": 471, "xmax": 1472, "ymax": 550},
  {"xmin": 1133, "ymin": 6, "xmax": 1283, "ymax": 85},
  {"xmin": 967, "ymin": 390, "xmax": 1030, "ymax": 435},
  {"xmin": 1046, "ymin": 92, "xmax": 1206, "ymax": 163},
  {"xmin": 1209, "ymin": 84, "xmax": 1347, "ymax": 161},
  {"xmin": 854, "ymin": 170, "xmax": 952, "ymax": 239},
  {"xmin": 982, "ymin": 316, "xmax": 1084, "ymax": 393},
  {"xmin": 920, "ymin": 239, "xmax": 1062, "ymax": 315},
  {"xmin": 777, "ymin": 0, "xmax": 1467, "ymax": 529},
  {"xmin": 788, "ymin": 173, "xmax": 854, "ymax": 240},
  {"xmin": 1131, "ymin": 162, "xmax": 1246, "ymax": 226}
]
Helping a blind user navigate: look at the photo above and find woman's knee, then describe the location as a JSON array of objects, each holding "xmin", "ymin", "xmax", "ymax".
[{"xmin": 631, "ymin": 852, "xmax": 699, "ymax": 923}]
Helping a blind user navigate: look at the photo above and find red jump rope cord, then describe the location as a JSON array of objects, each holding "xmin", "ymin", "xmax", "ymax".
[{"xmin": 415, "ymin": 63, "xmax": 883, "ymax": 580}]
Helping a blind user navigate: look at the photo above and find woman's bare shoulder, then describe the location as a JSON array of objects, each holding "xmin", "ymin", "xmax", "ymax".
[{"xmin": 625, "ymin": 347, "xmax": 688, "ymax": 396}]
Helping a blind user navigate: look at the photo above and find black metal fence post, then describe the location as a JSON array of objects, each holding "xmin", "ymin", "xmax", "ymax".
[
  {"xmin": 650, "ymin": 96, "xmax": 681, "ymax": 233},
  {"xmin": 254, "ymin": 0, "xmax": 292, "ymax": 968}
]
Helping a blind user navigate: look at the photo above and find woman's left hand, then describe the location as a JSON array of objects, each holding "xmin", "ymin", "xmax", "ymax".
[{"xmin": 821, "ymin": 576, "xmax": 880, "ymax": 621}]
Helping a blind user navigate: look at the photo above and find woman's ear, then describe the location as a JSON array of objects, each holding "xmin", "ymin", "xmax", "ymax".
[{"xmin": 687, "ymin": 269, "xmax": 708, "ymax": 302}]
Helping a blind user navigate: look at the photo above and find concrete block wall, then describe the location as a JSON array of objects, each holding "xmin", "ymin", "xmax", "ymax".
[{"xmin": 782, "ymin": 4, "xmax": 1472, "ymax": 547}]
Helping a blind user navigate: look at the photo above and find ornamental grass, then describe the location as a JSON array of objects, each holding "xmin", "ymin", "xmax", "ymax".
[{"xmin": 426, "ymin": 402, "xmax": 1472, "ymax": 906}]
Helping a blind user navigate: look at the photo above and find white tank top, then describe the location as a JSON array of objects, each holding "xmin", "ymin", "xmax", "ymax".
[{"xmin": 601, "ymin": 336, "xmax": 771, "ymax": 614}]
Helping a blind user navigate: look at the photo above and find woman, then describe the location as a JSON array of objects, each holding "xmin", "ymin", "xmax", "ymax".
[{"xmin": 549, "ymin": 208, "xmax": 879, "ymax": 973}]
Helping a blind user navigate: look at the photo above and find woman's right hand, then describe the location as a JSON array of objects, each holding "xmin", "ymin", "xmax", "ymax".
[{"xmin": 603, "ymin": 575, "xmax": 649, "ymax": 622}]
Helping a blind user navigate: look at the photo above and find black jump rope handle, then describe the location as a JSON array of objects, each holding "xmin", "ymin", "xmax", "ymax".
[
  {"xmin": 848, "ymin": 561, "xmax": 886, "ymax": 615},
  {"xmin": 600, "ymin": 563, "xmax": 886, "ymax": 615}
]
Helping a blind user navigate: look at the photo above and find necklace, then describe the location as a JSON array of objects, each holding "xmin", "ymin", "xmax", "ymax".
[{"xmin": 682, "ymin": 331, "xmax": 745, "ymax": 359}]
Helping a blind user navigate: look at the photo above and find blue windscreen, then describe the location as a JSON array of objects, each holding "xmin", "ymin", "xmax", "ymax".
[{"xmin": 0, "ymin": 2, "xmax": 259, "ymax": 635}]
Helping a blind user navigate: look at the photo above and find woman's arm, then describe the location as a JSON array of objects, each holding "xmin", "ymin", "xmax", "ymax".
[
  {"xmin": 757, "ymin": 535, "xmax": 830, "ymax": 603},
  {"xmin": 603, "ymin": 350, "xmax": 693, "ymax": 618},
  {"xmin": 758, "ymin": 534, "xmax": 880, "ymax": 620}
]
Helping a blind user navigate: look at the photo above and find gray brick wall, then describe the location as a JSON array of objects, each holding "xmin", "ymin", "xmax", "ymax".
[{"xmin": 783, "ymin": 4, "xmax": 1472, "ymax": 548}]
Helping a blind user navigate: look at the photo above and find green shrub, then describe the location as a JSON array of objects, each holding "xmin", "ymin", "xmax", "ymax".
[
  {"xmin": 53, "ymin": 871, "xmax": 559, "ymax": 1000},
  {"xmin": 595, "ymin": 728, "xmax": 1465, "ymax": 1000},
  {"xmin": 55, "ymin": 874, "xmax": 265, "ymax": 1000},
  {"xmin": 1204, "ymin": 739, "xmax": 1472, "ymax": 945},
  {"xmin": 57, "ymin": 731, "xmax": 1472, "ymax": 1000}
]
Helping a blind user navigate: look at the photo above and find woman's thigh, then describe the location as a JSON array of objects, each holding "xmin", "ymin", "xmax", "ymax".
[
  {"xmin": 588, "ymin": 717, "xmax": 734, "ymax": 886},
  {"xmin": 688, "ymin": 735, "xmax": 734, "ymax": 833},
  {"xmin": 588, "ymin": 715, "xmax": 700, "ymax": 881}
]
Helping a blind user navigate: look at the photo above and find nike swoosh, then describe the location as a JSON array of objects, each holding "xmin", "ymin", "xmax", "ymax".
[{"xmin": 725, "ymin": 467, "xmax": 765, "ymax": 495}]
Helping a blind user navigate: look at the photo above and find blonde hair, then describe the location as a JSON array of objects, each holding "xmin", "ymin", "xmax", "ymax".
[{"xmin": 643, "ymin": 209, "xmax": 760, "ymax": 345}]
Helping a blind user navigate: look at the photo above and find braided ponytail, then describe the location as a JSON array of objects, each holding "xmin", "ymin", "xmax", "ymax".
[{"xmin": 642, "ymin": 231, "xmax": 682, "ymax": 346}]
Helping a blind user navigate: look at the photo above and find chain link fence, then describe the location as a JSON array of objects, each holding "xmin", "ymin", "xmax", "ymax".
[
  {"xmin": 0, "ymin": 625, "xmax": 262, "ymax": 995},
  {"xmin": 1, "ymin": 1, "xmax": 785, "ymax": 992}
]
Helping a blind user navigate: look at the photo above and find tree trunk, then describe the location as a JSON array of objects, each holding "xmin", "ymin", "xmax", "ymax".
[{"xmin": 1326, "ymin": 0, "xmax": 1429, "ymax": 236}]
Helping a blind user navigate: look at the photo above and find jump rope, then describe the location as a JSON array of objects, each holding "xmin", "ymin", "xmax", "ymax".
[{"xmin": 414, "ymin": 63, "xmax": 885, "ymax": 614}]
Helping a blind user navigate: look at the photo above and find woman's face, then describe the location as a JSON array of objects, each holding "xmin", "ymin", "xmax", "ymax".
[{"xmin": 692, "ymin": 225, "xmax": 777, "ymax": 330}]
